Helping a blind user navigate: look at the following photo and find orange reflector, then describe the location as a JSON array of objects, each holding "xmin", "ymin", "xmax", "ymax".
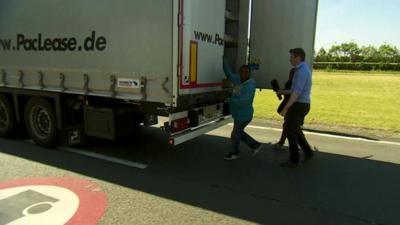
[
  {"xmin": 169, "ymin": 138, "xmax": 174, "ymax": 145},
  {"xmin": 189, "ymin": 41, "xmax": 198, "ymax": 84}
]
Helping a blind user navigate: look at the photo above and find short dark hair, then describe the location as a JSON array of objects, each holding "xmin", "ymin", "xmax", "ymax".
[
  {"xmin": 289, "ymin": 48, "xmax": 306, "ymax": 61},
  {"xmin": 240, "ymin": 65, "xmax": 250, "ymax": 71}
]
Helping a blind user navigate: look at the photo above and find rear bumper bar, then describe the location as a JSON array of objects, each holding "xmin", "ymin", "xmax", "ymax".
[{"xmin": 169, "ymin": 116, "xmax": 232, "ymax": 146}]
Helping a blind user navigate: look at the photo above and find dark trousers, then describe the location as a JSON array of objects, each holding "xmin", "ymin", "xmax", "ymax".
[
  {"xmin": 284, "ymin": 103, "xmax": 312, "ymax": 163},
  {"xmin": 278, "ymin": 123, "xmax": 288, "ymax": 145},
  {"xmin": 231, "ymin": 120, "xmax": 260, "ymax": 155}
]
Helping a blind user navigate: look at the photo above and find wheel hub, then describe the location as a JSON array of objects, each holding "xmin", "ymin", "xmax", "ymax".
[
  {"xmin": 30, "ymin": 106, "xmax": 52, "ymax": 138},
  {"xmin": 36, "ymin": 109, "xmax": 51, "ymax": 135}
]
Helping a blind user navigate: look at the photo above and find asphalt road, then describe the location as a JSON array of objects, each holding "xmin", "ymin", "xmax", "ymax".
[{"xmin": 1, "ymin": 123, "xmax": 400, "ymax": 225}]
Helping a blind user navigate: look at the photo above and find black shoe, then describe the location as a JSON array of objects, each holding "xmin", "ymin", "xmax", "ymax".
[
  {"xmin": 224, "ymin": 153, "xmax": 240, "ymax": 161},
  {"xmin": 280, "ymin": 161, "xmax": 298, "ymax": 168}
]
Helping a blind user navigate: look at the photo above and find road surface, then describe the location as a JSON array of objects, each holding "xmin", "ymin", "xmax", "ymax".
[{"xmin": 1, "ymin": 123, "xmax": 400, "ymax": 225}]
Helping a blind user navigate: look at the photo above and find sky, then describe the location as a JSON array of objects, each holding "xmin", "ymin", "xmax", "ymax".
[{"xmin": 315, "ymin": 0, "xmax": 400, "ymax": 50}]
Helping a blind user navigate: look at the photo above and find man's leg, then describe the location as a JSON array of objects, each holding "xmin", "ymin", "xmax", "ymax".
[
  {"xmin": 284, "ymin": 104, "xmax": 303, "ymax": 164},
  {"xmin": 241, "ymin": 131, "xmax": 260, "ymax": 149},
  {"xmin": 225, "ymin": 121, "xmax": 246, "ymax": 160},
  {"xmin": 297, "ymin": 104, "xmax": 313, "ymax": 158},
  {"xmin": 241, "ymin": 121, "xmax": 263, "ymax": 157},
  {"xmin": 230, "ymin": 121, "xmax": 244, "ymax": 155},
  {"xmin": 273, "ymin": 122, "xmax": 287, "ymax": 150},
  {"xmin": 286, "ymin": 124, "xmax": 300, "ymax": 164},
  {"xmin": 297, "ymin": 131, "xmax": 312, "ymax": 155},
  {"xmin": 278, "ymin": 123, "xmax": 288, "ymax": 145},
  {"xmin": 240, "ymin": 120, "xmax": 260, "ymax": 149}
]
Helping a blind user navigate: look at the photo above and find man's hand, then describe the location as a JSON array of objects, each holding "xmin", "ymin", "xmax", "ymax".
[
  {"xmin": 280, "ymin": 107, "xmax": 289, "ymax": 117},
  {"xmin": 280, "ymin": 92, "xmax": 299, "ymax": 117}
]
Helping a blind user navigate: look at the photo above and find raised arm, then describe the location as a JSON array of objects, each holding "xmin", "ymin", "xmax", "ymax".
[{"xmin": 223, "ymin": 57, "xmax": 241, "ymax": 85}]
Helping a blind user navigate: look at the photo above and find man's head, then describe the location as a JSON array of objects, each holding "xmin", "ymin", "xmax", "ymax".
[
  {"xmin": 289, "ymin": 48, "xmax": 306, "ymax": 67},
  {"xmin": 239, "ymin": 65, "xmax": 251, "ymax": 83}
]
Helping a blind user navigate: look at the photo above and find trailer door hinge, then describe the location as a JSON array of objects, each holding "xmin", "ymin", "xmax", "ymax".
[{"xmin": 178, "ymin": 13, "xmax": 183, "ymax": 27}]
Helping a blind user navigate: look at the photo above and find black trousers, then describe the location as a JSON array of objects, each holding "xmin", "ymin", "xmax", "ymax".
[{"xmin": 284, "ymin": 102, "xmax": 312, "ymax": 163}]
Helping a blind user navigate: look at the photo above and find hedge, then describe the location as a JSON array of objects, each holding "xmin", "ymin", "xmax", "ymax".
[{"xmin": 313, "ymin": 62, "xmax": 400, "ymax": 71}]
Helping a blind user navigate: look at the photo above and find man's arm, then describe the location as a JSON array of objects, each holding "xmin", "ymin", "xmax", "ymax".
[
  {"xmin": 280, "ymin": 70, "xmax": 307, "ymax": 116},
  {"xmin": 223, "ymin": 57, "xmax": 241, "ymax": 85},
  {"xmin": 279, "ymin": 93, "xmax": 299, "ymax": 116}
]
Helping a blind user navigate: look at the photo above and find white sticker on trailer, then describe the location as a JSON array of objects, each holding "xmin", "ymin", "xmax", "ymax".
[{"xmin": 117, "ymin": 78, "xmax": 140, "ymax": 89}]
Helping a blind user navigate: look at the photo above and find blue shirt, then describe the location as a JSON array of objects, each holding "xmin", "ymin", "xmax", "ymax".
[
  {"xmin": 223, "ymin": 59, "xmax": 256, "ymax": 121},
  {"xmin": 291, "ymin": 62, "xmax": 312, "ymax": 103}
]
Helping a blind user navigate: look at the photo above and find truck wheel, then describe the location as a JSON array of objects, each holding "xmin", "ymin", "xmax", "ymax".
[
  {"xmin": 0, "ymin": 94, "xmax": 16, "ymax": 137},
  {"xmin": 24, "ymin": 97, "xmax": 58, "ymax": 147}
]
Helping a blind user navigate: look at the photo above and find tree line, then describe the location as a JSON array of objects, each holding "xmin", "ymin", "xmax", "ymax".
[
  {"xmin": 313, "ymin": 43, "xmax": 400, "ymax": 71},
  {"xmin": 315, "ymin": 42, "xmax": 400, "ymax": 63}
]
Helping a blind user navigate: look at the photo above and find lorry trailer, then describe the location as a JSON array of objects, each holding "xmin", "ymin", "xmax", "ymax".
[{"xmin": 0, "ymin": 0, "xmax": 318, "ymax": 147}]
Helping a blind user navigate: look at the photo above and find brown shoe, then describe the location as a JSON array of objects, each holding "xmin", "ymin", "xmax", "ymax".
[{"xmin": 280, "ymin": 161, "xmax": 298, "ymax": 168}]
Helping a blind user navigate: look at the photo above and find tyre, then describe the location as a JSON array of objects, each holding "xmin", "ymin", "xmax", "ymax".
[
  {"xmin": 0, "ymin": 94, "xmax": 16, "ymax": 137},
  {"xmin": 24, "ymin": 97, "xmax": 58, "ymax": 147}
]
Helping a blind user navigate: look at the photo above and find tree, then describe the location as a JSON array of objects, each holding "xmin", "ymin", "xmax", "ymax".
[
  {"xmin": 314, "ymin": 48, "xmax": 331, "ymax": 62},
  {"xmin": 340, "ymin": 42, "xmax": 361, "ymax": 62},
  {"xmin": 328, "ymin": 45, "xmax": 343, "ymax": 62},
  {"xmin": 326, "ymin": 42, "xmax": 361, "ymax": 62},
  {"xmin": 395, "ymin": 48, "xmax": 400, "ymax": 63},
  {"xmin": 360, "ymin": 45, "xmax": 379, "ymax": 62},
  {"xmin": 378, "ymin": 44, "xmax": 399, "ymax": 62},
  {"xmin": 315, "ymin": 42, "xmax": 400, "ymax": 64}
]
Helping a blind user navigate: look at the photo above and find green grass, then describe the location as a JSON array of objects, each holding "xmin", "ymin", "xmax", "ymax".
[
  {"xmin": 314, "ymin": 69, "xmax": 400, "ymax": 75},
  {"xmin": 254, "ymin": 71, "xmax": 400, "ymax": 133}
]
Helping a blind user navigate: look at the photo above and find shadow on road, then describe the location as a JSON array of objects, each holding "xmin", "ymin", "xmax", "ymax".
[{"xmin": 1, "ymin": 127, "xmax": 399, "ymax": 225}]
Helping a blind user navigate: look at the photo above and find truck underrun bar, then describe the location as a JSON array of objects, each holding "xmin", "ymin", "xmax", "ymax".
[{"xmin": 169, "ymin": 115, "xmax": 232, "ymax": 146}]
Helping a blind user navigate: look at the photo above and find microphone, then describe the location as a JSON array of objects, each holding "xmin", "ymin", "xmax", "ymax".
[{"xmin": 270, "ymin": 79, "xmax": 282, "ymax": 100}]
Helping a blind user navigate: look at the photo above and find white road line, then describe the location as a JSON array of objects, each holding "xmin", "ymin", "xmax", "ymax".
[
  {"xmin": 227, "ymin": 124, "xmax": 400, "ymax": 147},
  {"xmin": 57, "ymin": 147, "xmax": 148, "ymax": 169},
  {"xmin": 23, "ymin": 139, "xmax": 148, "ymax": 169}
]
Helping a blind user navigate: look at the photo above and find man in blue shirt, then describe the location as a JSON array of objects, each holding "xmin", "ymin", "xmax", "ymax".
[
  {"xmin": 278, "ymin": 48, "xmax": 314, "ymax": 168},
  {"xmin": 223, "ymin": 58, "xmax": 263, "ymax": 160}
]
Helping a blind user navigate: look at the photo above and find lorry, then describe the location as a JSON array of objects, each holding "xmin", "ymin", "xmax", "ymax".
[{"xmin": 0, "ymin": 0, "xmax": 318, "ymax": 147}]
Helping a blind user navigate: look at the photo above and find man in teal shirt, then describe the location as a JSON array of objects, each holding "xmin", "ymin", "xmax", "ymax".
[{"xmin": 223, "ymin": 58, "xmax": 263, "ymax": 160}]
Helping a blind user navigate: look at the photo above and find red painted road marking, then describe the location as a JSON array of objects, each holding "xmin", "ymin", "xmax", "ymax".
[{"xmin": 0, "ymin": 177, "xmax": 107, "ymax": 225}]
